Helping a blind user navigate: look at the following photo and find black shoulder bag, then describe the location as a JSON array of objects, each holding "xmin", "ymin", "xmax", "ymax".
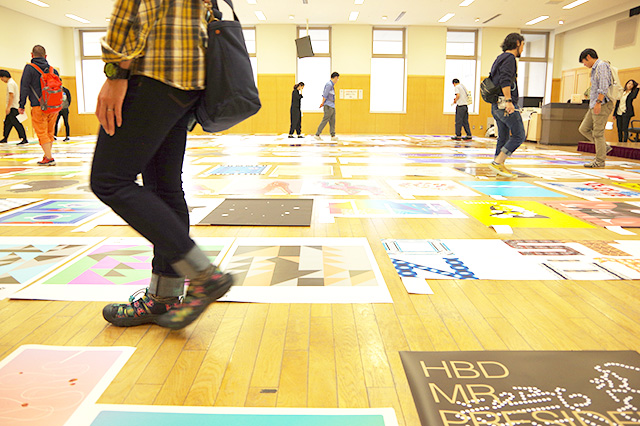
[{"xmin": 195, "ymin": 0, "xmax": 261, "ymax": 132}]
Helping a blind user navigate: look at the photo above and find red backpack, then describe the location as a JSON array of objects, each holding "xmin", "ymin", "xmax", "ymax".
[{"xmin": 30, "ymin": 63, "xmax": 63, "ymax": 114}]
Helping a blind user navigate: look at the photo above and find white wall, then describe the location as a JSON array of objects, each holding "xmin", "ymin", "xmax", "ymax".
[
  {"xmin": 556, "ymin": 11, "xmax": 640, "ymax": 74},
  {"xmin": 407, "ymin": 26, "xmax": 446, "ymax": 75},
  {"xmin": 332, "ymin": 25, "xmax": 372, "ymax": 75},
  {"xmin": 479, "ymin": 27, "xmax": 520, "ymax": 76},
  {"xmin": 0, "ymin": 6, "xmax": 70, "ymax": 74},
  {"xmin": 255, "ymin": 25, "xmax": 297, "ymax": 74}
]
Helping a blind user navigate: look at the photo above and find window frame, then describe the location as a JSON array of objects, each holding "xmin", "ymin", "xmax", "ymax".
[
  {"xmin": 78, "ymin": 28, "xmax": 108, "ymax": 114},
  {"xmin": 370, "ymin": 27, "xmax": 406, "ymax": 114},
  {"xmin": 296, "ymin": 27, "xmax": 332, "ymax": 113},
  {"xmin": 518, "ymin": 31, "xmax": 550, "ymax": 101}
]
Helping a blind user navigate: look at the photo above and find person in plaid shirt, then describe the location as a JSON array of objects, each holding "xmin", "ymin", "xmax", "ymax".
[{"xmin": 91, "ymin": 0, "xmax": 233, "ymax": 330}]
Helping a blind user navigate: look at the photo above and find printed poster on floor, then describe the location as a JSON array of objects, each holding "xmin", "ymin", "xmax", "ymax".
[
  {"xmin": 544, "ymin": 200, "xmax": 640, "ymax": 228},
  {"xmin": 400, "ymin": 350, "xmax": 640, "ymax": 426}
]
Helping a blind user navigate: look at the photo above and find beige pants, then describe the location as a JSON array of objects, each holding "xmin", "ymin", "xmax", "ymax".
[{"xmin": 579, "ymin": 101, "xmax": 614, "ymax": 164}]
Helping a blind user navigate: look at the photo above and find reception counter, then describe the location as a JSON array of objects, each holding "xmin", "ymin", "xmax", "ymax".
[{"xmin": 539, "ymin": 103, "xmax": 589, "ymax": 145}]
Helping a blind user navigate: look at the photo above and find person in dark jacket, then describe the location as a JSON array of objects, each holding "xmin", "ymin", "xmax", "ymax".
[
  {"xmin": 55, "ymin": 83, "xmax": 72, "ymax": 141},
  {"xmin": 289, "ymin": 82, "xmax": 304, "ymax": 138},
  {"xmin": 487, "ymin": 33, "xmax": 525, "ymax": 179},
  {"xmin": 614, "ymin": 79, "xmax": 639, "ymax": 142},
  {"xmin": 18, "ymin": 45, "xmax": 60, "ymax": 165}
]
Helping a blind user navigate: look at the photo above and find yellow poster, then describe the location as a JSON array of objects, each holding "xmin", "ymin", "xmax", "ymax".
[
  {"xmin": 614, "ymin": 182, "xmax": 640, "ymax": 192},
  {"xmin": 451, "ymin": 200, "xmax": 594, "ymax": 228}
]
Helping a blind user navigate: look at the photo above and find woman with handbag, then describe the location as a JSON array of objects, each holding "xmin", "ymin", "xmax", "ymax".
[
  {"xmin": 614, "ymin": 79, "xmax": 639, "ymax": 142},
  {"xmin": 91, "ymin": 0, "xmax": 233, "ymax": 330},
  {"xmin": 289, "ymin": 82, "xmax": 304, "ymax": 138}
]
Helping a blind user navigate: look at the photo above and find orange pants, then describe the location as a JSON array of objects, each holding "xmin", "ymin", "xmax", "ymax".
[{"xmin": 31, "ymin": 107, "xmax": 58, "ymax": 145}]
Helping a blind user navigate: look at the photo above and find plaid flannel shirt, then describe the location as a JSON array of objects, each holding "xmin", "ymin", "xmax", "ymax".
[
  {"xmin": 590, "ymin": 59, "xmax": 613, "ymax": 109},
  {"xmin": 101, "ymin": 0, "xmax": 207, "ymax": 91}
]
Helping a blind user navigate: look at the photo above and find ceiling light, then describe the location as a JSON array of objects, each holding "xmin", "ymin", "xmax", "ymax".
[
  {"xmin": 254, "ymin": 10, "xmax": 266, "ymax": 20},
  {"xmin": 474, "ymin": 17, "xmax": 480, "ymax": 22},
  {"xmin": 563, "ymin": 0, "xmax": 589, "ymax": 9},
  {"xmin": 106, "ymin": 18, "xmax": 111, "ymax": 22},
  {"xmin": 349, "ymin": 11, "xmax": 359, "ymax": 21},
  {"xmin": 354, "ymin": 0, "xmax": 364, "ymax": 4},
  {"xmin": 65, "ymin": 14, "xmax": 90, "ymax": 24},
  {"xmin": 382, "ymin": 16, "xmax": 388, "ymax": 20},
  {"xmin": 289, "ymin": 15, "xmax": 294, "ymax": 20},
  {"xmin": 438, "ymin": 13, "xmax": 455, "ymax": 23},
  {"xmin": 559, "ymin": 20, "xmax": 564, "ymax": 25},
  {"xmin": 247, "ymin": 0, "xmax": 257, "ymax": 4},
  {"xmin": 459, "ymin": 0, "xmax": 475, "ymax": 6},
  {"xmin": 25, "ymin": 0, "xmax": 49, "ymax": 7},
  {"xmin": 395, "ymin": 11, "xmax": 406, "ymax": 21},
  {"xmin": 525, "ymin": 15, "xmax": 549, "ymax": 25}
]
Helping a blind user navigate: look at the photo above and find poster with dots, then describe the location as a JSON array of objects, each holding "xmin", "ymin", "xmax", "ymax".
[{"xmin": 0, "ymin": 345, "xmax": 134, "ymax": 426}]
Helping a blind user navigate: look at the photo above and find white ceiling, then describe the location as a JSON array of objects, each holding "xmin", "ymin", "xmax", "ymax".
[{"xmin": 0, "ymin": 0, "xmax": 638, "ymax": 31}]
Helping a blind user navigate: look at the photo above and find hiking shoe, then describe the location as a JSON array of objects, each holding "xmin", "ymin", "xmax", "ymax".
[
  {"xmin": 584, "ymin": 161, "xmax": 604, "ymax": 168},
  {"xmin": 37, "ymin": 157, "xmax": 56, "ymax": 166},
  {"xmin": 488, "ymin": 161, "xmax": 517, "ymax": 178},
  {"xmin": 17, "ymin": 140, "xmax": 29, "ymax": 145},
  {"xmin": 156, "ymin": 266, "xmax": 234, "ymax": 330},
  {"xmin": 102, "ymin": 288, "xmax": 180, "ymax": 327}
]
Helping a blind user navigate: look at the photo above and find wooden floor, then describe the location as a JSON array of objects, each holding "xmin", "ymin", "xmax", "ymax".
[{"xmin": 1, "ymin": 134, "xmax": 640, "ymax": 425}]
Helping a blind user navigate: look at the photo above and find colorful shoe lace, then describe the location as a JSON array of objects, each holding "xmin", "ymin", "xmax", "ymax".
[
  {"xmin": 102, "ymin": 288, "xmax": 180, "ymax": 327},
  {"xmin": 156, "ymin": 266, "xmax": 234, "ymax": 330}
]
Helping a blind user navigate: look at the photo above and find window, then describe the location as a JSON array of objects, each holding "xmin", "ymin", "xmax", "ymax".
[
  {"xmin": 518, "ymin": 32, "xmax": 549, "ymax": 99},
  {"xmin": 443, "ymin": 30, "xmax": 478, "ymax": 114},
  {"xmin": 78, "ymin": 30, "xmax": 107, "ymax": 114},
  {"xmin": 297, "ymin": 28, "xmax": 331, "ymax": 112},
  {"xmin": 371, "ymin": 28, "xmax": 406, "ymax": 113},
  {"xmin": 243, "ymin": 28, "xmax": 258, "ymax": 84}
]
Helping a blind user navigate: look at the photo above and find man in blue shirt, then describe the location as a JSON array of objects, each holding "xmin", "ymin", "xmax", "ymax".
[
  {"xmin": 578, "ymin": 48, "xmax": 614, "ymax": 168},
  {"xmin": 314, "ymin": 72, "xmax": 339, "ymax": 141}
]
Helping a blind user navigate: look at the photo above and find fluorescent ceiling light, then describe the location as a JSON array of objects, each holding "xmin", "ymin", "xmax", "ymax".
[
  {"xmin": 254, "ymin": 10, "xmax": 266, "ymax": 20},
  {"xmin": 349, "ymin": 11, "xmax": 359, "ymax": 21},
  {"xmin": 247, "ymin": 0, "xmax": 257, "ymax": 4},
  {"xmin": 382, "ymin": 16, "xmax": 388, "ymax": 20},
  {"xmin": 438, "ymin": 13, "xmax": 455, "ymax": 23},
  {"xmin": 459, "ymin": 0, "xmax": 475, "ymax": 6},
  {"xmin": 526, "ymin": 15, "xmax": 549, "ymax": 25},
  {"xmin": 563, "ymin": 0, "xmax": 589, "ymax": 9},
  {"xmin": 289, "ymin": 15, "xmax": 294, "ymax": 20},
  {"xmin": 355, "ymin": 0, "xmax": 365, "ymax": 4},
  {"xmin": 65, "ymin": 14, "xmax": 90, "ymax": 24},
  {"xmin": 25, "ymin": 0, "xmax": 49, "ymax": 7}
]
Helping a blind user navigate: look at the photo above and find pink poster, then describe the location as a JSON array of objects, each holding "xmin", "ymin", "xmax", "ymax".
[{"xmin": 0, "ymin": 345, "xmax": 134, "ymax": 426}]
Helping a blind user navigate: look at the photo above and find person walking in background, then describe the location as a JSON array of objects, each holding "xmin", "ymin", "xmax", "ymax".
[
  {"xmin": 55, "ymin": 83, "xmax": 72, "ymax": 141},
  {"xmin": 578, "ymin": 48, "xmax": 615, "ymax": 168},
  {"xmin": 451, "ymin": 78, "xmax": 472, "ymax": 141},
  {"xmin": 288, "ymin": 82, "xmax": 304, "ymax": 138},
  {"xmin": 0, "ymin": 70, "xmax": 29, "ymax": 145},
  {"xmin": 488, "ymin": 33, "xmax": 526, "ymax": 179},
  {"xmin": 614, "ymin": 79, "xmax": 638, "ymax": 142},
  {"xmin": 18, "ymin": 45, "xmax": 60, "ymax": 165},
  {"xmin": 314, "ymin": 72, "xmax": 339, "ymax": 141},
  {"xmin": 91, "ymin": 0, "xmax": 233, "ymax": 330}
]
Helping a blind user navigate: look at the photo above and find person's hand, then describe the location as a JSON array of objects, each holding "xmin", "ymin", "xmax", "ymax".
[
  {"xmin": 5, "ymin": 107, "xmax": 9, "ymax": 116},
  {"xmin": 96, "ymin": 78, "xmax": 128, "ymax": 136},
  {"xmin": 594, "ymin": 102, "xmax": 601, "ymax": 115},
  {"xmin": 505, "ymin": 102, "xmax": 515, "ymax": 115},
  {"xmin": 18, "ymin": 108, "xmax": 24, "ymax": 115},
  {"xmin": 319, "ymin": 104, "xmax": 324, "ymax": 108}
]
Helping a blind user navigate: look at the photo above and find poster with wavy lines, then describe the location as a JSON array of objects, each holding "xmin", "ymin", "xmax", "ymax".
[{"xmin": 0, "ymin": 345, "xmax": 134, "ymax": 426}]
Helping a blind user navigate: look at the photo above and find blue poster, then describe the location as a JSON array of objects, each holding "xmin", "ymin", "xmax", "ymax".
[
  {"xmin": 206, "ymin": 165, "xmax": 268, "ymax": 175},
  {"xmin": 460, "ymin": 181, "xmax": 566, "ymax": 197}
]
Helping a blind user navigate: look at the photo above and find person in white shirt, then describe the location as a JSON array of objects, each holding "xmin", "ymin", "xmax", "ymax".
[
  {"xmin": 451, "ymin": 78, "xmax": 472, "ymax": 141},
  {"xmin": 0, "ymin": 70, "xmax": 28, "ymax": 145}
]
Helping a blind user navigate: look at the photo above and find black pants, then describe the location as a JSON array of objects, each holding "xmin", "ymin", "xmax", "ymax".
[
  {"xmin": 289, "ymin": 108, "xmax": 301, "ymax": 135},
  {"xmin": 455, "ymin": 105, "xmax": 472, "ymax": 137},
  {"xmin": 55, "ymin": 108, "xmax": 70, "ymax": 137},
  {"xmin": 616, "ymin": 113, "xmax": 632, "ymax": 142},
  {"xmin": 90, "ymin": 76, "xmax": 202, "ymax": 276},
  {"xmin": 3, "ymin": 107, "xmax": 27, "ymax": 140}
]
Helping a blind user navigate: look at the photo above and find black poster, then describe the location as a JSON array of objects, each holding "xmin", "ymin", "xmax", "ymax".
[{"xmin": 400, "ymin": 350, "xmax": 640, "ymax": 426}]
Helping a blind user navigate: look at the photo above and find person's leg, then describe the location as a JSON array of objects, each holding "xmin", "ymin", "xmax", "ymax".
[
  {"xmin": 1, "ymin": 114, "xmax": 12, "ymax": 142},
  {"xmin": 10, "ymin": 109, "xmax": 27, "ymax": 141},
  {"xmin": 462, "ymin": 106, "xmax": 472, "ymax": 137},
  {"xmin": 289, "ymin": 109, "xmax": 296, "ymax": 136},
  {"xmin": 591, "ymin": 102, "xmax": 614, "ymax": 165},
  {"xmin": 295, "ymin": 111, "xmax": 302, "ymax": 135},
  {"xmin": 329, "ymin": 107, "xmax": 336, "ymax": 137},
  {"xmin": 54, "ymin": 112, "xmax": 61, "ymax": 137},
  {"xmin": 498, "ymin": 110, "xmax": 525, "ymax": 157},
  {"xmin": 454, "ymin": 106, "xmax": 463, "ymax": 137},
  {"xmin": 316, "ymin": 106, "xmax": 331, "ymax": 136},
  {"xmin": 491, "ymin": 104, "xmax": 509, "ymax": 158},
  {"xmin": 31, "ymin": 108, "xmax": 50, "ymax": 157},
  {"xmin": 621, "ymin": 114, "xmax": 631, "ymax": 142},
  {"xmin": 62, "ymin": 109, "xmax": 70, "ymax": 138},
  {"xmin": 616, "ymin": 115, "xmax": 624, "ymax": 142}
]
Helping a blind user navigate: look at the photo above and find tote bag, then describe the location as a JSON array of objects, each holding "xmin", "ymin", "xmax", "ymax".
[{"xmin": 195, "ymin": 0, "xmax": 261, "ymax": 132}]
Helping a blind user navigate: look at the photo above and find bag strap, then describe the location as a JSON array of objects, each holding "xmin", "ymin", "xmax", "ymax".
[
  {"xmin": 209, "ymin": 0, "xmax": 239, "ymax": 22},
  {"xmin": 29, "ymin": 63, "xmax": 45, "ymax": 76}
]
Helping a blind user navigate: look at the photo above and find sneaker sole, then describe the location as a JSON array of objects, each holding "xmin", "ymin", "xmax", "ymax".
[{"xmin": 157, "ymin": 273, "xmax": 234, "ymax": 330}]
